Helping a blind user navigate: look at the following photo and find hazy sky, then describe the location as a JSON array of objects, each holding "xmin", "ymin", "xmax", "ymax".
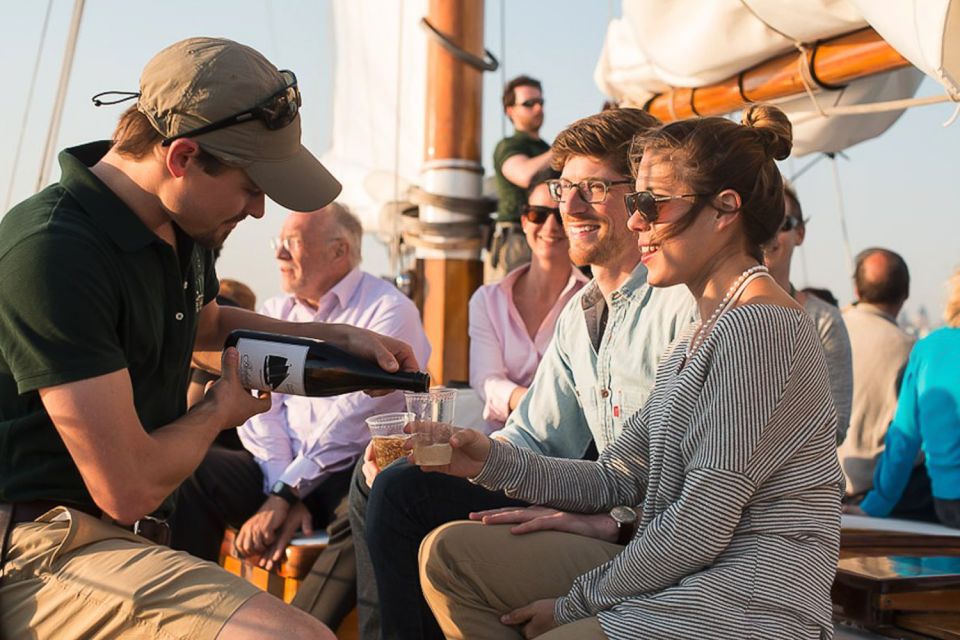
[{"xmin": 2, "ymin": 0, "xmax": 958, "ymax": 321}]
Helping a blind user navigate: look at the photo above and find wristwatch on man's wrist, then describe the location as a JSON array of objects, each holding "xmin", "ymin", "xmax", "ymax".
[
  {"xmin": 610, "ymin": 505, "xmax": 638, "ymax": 545},
  {"xmin": 269, "ymin": 480, "xmax": 298, "ymax": 506}
]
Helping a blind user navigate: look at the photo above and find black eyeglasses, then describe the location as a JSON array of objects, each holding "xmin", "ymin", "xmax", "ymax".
[
  {"xmin": 780, "ymin": 216, "xmax": 804, "ymax": 232},
  {"xmin": 522, "ymin": 205, "xmax": 562, "ymax": 225},
  {"xmin": 547, "ymin": 178, "xmax": 633, "ymax": 204},
  {"xmin": 161, "ymin": 70, "xmax": 300, "ymax": 146},
  {"xmin": 623, "ymin": 190, "xmax": 709, "ymax": 223},
  {"xmin": 515, "ymin": 97, "xmax": 544, "ymax": 108}
]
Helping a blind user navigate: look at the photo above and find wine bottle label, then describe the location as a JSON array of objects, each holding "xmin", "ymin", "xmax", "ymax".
[{"xmin": 235, "ymin": 338, "xmax": 308, "ymax": 395}]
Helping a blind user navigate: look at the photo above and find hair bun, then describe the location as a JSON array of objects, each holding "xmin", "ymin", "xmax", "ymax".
[{"xmin": 741, "ymin": 104, "xmax": 793, "ymax": 161}]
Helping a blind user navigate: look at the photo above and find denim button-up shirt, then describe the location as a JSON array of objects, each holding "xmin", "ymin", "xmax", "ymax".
[{"xmin": 499, "ymin": 263, "xmax": 696, "ymax": 457}]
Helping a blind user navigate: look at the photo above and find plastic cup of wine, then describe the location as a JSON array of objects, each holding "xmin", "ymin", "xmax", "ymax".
[
  {"xmin": 366, "ymin": 412, "xmax": 415, "ymax": 468},
  {"xmin": 412, "ymin": 422, "xmax": 454, "ymax": 467},
  {"xmin": 404, "ymin": 387, "xmax": 457, "ymax": 423}
]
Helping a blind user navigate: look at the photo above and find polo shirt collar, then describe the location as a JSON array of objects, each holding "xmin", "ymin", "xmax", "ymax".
[{"xmin": 58, "ymin": 142, "xmax": 158, "ymax": 252}]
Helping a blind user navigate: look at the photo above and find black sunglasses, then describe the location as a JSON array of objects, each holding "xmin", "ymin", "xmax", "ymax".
[
  {"xmin": 516, "ymin": 97, "xmax": 544, "ymax": 108},
  {"xmin": 780, "ymin": 215, "xmax": 804, "ymax": 232},
  {"xmin": 161, "ymin": 70, "xmax": 300, "ymax": 146},
  {"xmin": 623, "ymin": 190, "xmax": 708, "ymax": 223},
  {"xmin": 522, "ymin": 205, "xmax": 562, "ymax": 225}
]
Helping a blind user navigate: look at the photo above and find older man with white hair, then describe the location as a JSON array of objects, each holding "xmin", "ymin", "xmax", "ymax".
[{"xmin": 170, "ymin": 203, "xmax": 430, "ymax": 629}]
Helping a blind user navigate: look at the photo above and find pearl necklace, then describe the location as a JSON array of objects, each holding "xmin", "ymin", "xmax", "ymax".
[{"xmin": 684, "ymin": 264, "xmax": 770, "ymax": 360}]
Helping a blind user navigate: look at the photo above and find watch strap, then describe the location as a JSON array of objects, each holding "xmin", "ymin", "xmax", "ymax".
[{"xmin": 269, "ymin": 481, "xmax": 297, "ymax": 505}]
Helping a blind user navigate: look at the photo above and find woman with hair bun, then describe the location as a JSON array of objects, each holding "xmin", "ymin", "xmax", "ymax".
[{"xmin": 414, "ymin": 104, "xmax": 842, "ymax": 640}]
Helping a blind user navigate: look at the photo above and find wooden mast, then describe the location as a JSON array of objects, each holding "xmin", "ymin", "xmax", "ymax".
[
  {"xmin": 418, "ymin": 0, "xmax": 485, "ymax": 384},
  {"xmin": 645, "ymin": 27, "xmax": 911, "ymax": 122}
]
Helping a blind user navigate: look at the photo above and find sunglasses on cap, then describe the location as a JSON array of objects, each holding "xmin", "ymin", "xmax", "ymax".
[
  {"xmin": 780, "ymin": 215, "xmax": 804, "ymax": 232},
  {"xmin": 623, "ymin": 190, "xmax": 709, "ymax": 223},
  {"xmin": 515, "ymin": 97, "xmax": 544, "ymax": 108},
  {"xmin": 522, "ymin": 204, "xmax": 562, "ymax": 225},
  {"xmin": 161, "ymin": 70, "xmax": 301, "ymax": 146}
]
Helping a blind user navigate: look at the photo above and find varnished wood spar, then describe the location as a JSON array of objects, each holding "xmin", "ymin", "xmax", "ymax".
[
  {"xmin": 647, "ymin": 27, "xmax": 911, "ymax": 121},
  {"xmin": 420, "ymin": 0, "xmax": 485, "ymax": 384}
]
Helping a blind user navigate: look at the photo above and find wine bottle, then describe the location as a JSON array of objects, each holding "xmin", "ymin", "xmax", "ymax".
[{"xmin": 223, "ymin": 330, "xmax": 430, "ymax": 397}]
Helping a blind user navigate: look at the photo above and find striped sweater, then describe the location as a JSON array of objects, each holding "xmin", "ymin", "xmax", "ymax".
[{"xmin": 473, "ymin": 304, "xmax": 844, "ymax": 640}]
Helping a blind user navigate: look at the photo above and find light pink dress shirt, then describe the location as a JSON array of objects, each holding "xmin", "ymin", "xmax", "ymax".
[
  {"xmin": 238, "ymin": 268, "xmax": 431, "ymax": 495},
  {"xmin": 469, "ymin": 264, "xmax": 588, "ymax": 431}
]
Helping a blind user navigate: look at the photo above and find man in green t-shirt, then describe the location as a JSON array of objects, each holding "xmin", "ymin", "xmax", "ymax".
[
  {"xmin": 0, "ymin": 38, "xmax": 418, "ymax": 640},
  {"xmin": 488, "ymin": 75, "xmax": 554, "ymax": 282}
]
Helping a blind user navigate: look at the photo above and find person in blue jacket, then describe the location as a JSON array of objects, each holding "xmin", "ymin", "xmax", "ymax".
[{"xmin": 853, "ymin": 268, "xmax": 960, "ymax": 528}]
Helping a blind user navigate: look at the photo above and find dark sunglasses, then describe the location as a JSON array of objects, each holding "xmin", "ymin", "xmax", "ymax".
[
  {"xmin": 516, "ymin": 97, "xmax": 544, "ymax": 108},
  {"xmin": 161, "ymin": 70, "xmax": 301, "ymax": 146},
  {"xmin": 522, "ymin": 205, "xmax": 562, "ymax": 225},
  {"xmin": 780, "ymin": 216, "xmax": 804, "ymax": 232},
  {"xmin": 623, "ymin": 190, "xmax": 708, "ymax": 223}
]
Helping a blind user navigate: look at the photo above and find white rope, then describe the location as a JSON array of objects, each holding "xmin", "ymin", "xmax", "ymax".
[
  {"xmin": 4, "ymin": 0, "xmax": 53, "ymax": 211},
  {"xmin": 794, "ymin": 43, "xmax": 829, "ymax": 119},
  {"xmin": 943, "ymin": 102, "xmax": 960, "ymax": 127},
  {"xmin": 36, "ymin": 0, "xmax": 85, "ymax": 193},
  {"xmin": 789, "ymin": 93, "xmax": 957, "ymax": 125},
  {"xmin": 829, "ymin": 155, "xmax": 855, "ymax": 277},
  {"xmin": 499, "ymin": 0, "xmax": 506, "ymax": 140},
  {"xmin": 391, "ymin": 0, "xmax": 406, "ymax": 277}
]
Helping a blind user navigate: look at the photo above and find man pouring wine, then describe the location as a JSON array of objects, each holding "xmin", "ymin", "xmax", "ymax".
[{"xmin": 0, "ymin": 37, "xmax": 421, "ymax": 640}]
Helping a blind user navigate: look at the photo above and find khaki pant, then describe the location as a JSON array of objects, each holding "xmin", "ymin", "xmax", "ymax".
[
  {"xmin": 419, "ymin": 521, "xmax": 621, "ymax": 639},
  {"xmin": 484, "ymin": 222, "xmax": 532, "ymax": 283},
  {"xmin": 1, "ymin": 507, "xmax": 260, "ymax": 639}
]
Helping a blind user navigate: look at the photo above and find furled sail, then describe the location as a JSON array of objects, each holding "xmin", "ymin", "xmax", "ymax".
[{"xmin": 595, "ymin": 0, "xmax": 959, "ymax": 155}]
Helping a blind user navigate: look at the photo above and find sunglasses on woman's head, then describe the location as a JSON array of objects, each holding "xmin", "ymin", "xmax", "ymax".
[
  {"xmin": 622, "ymin": 190, "xmax": 708, "ymax": 223},
  {"xmin": 522, "ymin": 205, "xmax": 562, "ymax": 225}
]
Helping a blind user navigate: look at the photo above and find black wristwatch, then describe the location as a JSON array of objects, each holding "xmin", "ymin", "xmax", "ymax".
[
  {"xmin": 610, "ymin": 506, "xmax": 638, "ymax": 545},
  {"xmin": 269, "ymin": 480, "xmax": 298, "ymax": 506}
]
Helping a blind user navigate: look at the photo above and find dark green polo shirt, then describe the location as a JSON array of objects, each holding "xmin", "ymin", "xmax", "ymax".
[
  {"xmin": 493, "ymin": 131, "xmax": 551, "ymax": 222},
  {"xmin": 0, "ymin": 142, "xmax": 219, "ymax": 512}
]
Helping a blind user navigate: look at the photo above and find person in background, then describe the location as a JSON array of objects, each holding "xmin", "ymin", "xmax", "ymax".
[
  {"xmin": 840, "ymin": 248, "xmax": 918, "ymax": 507},
  {"xmin": 219, "ymin": 277, "xmax": 257, "ymax": 310},
  {"xmin": 848, "ymin": 267, "xmax": 960, "ymax": 529},
  {"xmin": 417, "ymin": 104, "xmax": 842, "ymax": 640},
  {"xmin": 488, "ymin": 75, "xmax": 554, "ymax": 282},
  {"xmin": 470, "ymin": 167, "xmax": 588, "ymax": 431},
  {"xmin": 802, "ymin": 287, "xmax": 839, "ymax": 307},
  {"xmin": 763, "ymin": 183, "xmax": 852, "ymax": 442},
  {"xmin": 170, "ymin": 204, "xmax": 431, "ymax": 630},
  {"xmin": 0, "ymin": 37, "xmax": 418, "ymax": 640}
]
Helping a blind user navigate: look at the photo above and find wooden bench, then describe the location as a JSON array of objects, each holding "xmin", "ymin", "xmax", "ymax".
[{"xmin": 219, "ymin": 528, "xmax": 359, "ymax": 639}]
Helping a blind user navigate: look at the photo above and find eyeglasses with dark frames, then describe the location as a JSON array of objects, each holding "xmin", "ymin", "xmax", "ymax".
[
  {"xmin": 515, "ymin": 97, "xmax": 544, "ymax": 108},
  {"xmin": 623, "ymin": 190, "xmax": 710, "ymax": 223},
  {"xmin": 162, "ymin": 70, "xmax": 300, "ymax": 146},
  {"xmin": 547, "ymin": 178, "xmax": 634, "ymax": 205},
  {"xmin": 522, "ymin": 204, "xmax": 562, "ymax": 225}
]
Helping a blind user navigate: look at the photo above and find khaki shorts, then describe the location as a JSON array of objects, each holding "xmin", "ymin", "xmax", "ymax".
[{"xmin": 1, "ymin": 507, "xmax": 261, "ymax": 639}]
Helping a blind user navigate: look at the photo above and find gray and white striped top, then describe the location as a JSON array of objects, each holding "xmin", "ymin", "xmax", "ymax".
[{"xmin": 474, "ymin": 304, "xmax": 845, "ymax": 640}]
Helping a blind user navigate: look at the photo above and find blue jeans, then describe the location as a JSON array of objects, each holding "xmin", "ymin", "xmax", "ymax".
[{"xmin": 361, "ymin": 459, "xmax": 527, "ymax": 640}]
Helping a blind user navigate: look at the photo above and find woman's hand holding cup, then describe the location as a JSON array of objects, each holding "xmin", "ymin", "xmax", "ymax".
[{"xmin": 405, "ymin": 420, "xmax": 491, "ymax": 479}]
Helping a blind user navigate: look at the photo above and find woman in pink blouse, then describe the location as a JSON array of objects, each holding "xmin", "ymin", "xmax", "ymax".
[{"xmin": 471, "ymin": 169, "xmax": 589, "ymax": 431}]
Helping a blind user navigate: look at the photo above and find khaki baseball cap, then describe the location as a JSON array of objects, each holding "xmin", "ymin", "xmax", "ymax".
[{"xmin": 137, "ymin": 37, "xmax": 341, "ymax": 210}]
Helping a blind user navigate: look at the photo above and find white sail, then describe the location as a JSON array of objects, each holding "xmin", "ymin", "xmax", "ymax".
[{"xmin": 321, "ymin": 0, "xmax": 429, "ymax": 234}]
